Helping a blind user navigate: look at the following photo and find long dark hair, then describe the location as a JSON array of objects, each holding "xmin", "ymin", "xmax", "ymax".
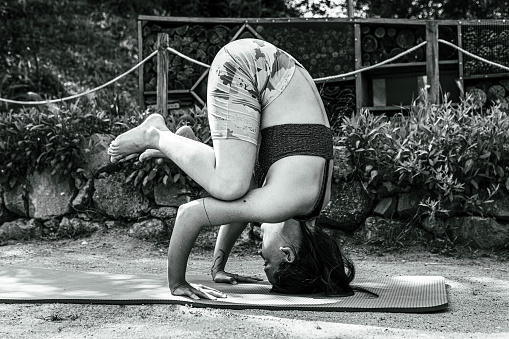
[{"xmin": 271, "ymin": 220, "xmax": 355, "ymax": 295}]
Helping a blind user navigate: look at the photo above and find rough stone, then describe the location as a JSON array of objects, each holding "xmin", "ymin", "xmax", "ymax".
[
  {"xmin": 128, "ymin": 218, "xmax": 166, "ymax": 240},
  {"xmin": 193, "ymin": 225, "xmax": 217, "ymax": 250},
  {"xmin": 446, "ymin": 216, "xmax": 509, "ymax": 249},
  {"xmin": 164, "ymin": 218, "xmax": 175, "ymax": 236},
  {"xmin": 481, "ymin": 198, "xmax": 509, "ymax": 221},
  {"xmin": 104, "ymin": 220, "xmax": 126, "ymax": 229},
  {"xmin": 74, "ymin": 176, "xmax": 87, "ymax": 190},
  {"xmin": 438, "ymin": 199, "xmax": 462, "ymax": 218},
  {"xmin": 420, "ymin": 216, "xmax": 448, "ymax": 237},
  {"xmin": 42, "ymin": 219, "xmax": 60, "ymax": 238},
  {"xmin": 234, "ymin": 226, "xmax": 254, "ymax": 247},
  {"xmin": 154, "ymin": 183, "xmax": 191, "ymax": 207},
  {"xmin": 78, "ymin": 133, "xmax": 116, "ymax": 179},
  {"xmin": 358, "ymin": 216, "xmax": 413, "ymax": 244},
  {"xmin": 76, "ymin": 213, "xmax": 93, "ymax": 221},
  {"xmin": 0, "ymin": 193, "xmax": 14, "ymax": 224},
  {"xmin": 0, "ymin": 219, "xmax": 41, "ymax": 242},
  {"xmin": 27, "ymin": 169, "xmax": 75, "ymax": 220},
  {"xmin": 3, "ymin": 183, "xmax": 28, "ymax": 217},
  {"xmin": 250, "ymin": 223, "xmax": 262, "ymax": 241},
  {"xmin": 332, "ymin": 145, "xmax": 354, "ymax": 181},
  {"xmin": 319, "ymin": 181, "xmax": 375, "ymax": 232},
  {"xmin": 57, "ymin": 217, "xmax": 101, "ymax": 238},
  {"xmin": 72, "ymin": 179, "xmax": 94, "ymax": 210},
  {"xmin": 150, "ymin": 206, "xmax": 178, "ymax": 219},
  {"xmin": 397, "ymin": 192, "xmax": 427, "ymax": 218},
  {"xmin": 93, "ymin": 173, "xmax": 150, "ymax": 220},
  {"xmin": 373, "ymin": 196, "xmax": 398, "ymax": 218}
]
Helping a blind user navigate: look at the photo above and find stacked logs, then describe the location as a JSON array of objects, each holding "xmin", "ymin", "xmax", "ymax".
[
  {"xmin": 320, "ymin": 85, "xmax": 356, "ymax": 133},
  {"xmin": 463, "ymin": 26, "xmax": 509, "ymax": 76},
  {"xmin": 257, "ymin": 25, "xmax": 355, "ymax": 78},
  {"xmin": 360, "ymin": 25, "xmax": 456, "ymax": 66},
  {"xmin": 360, "ymin": 25, "xmax": 426, "ymax": 66},
  {"xmin": 140, "ymin": 22, "xmax": 357, "ymax": 113},
  {"xmin": 466, "ymin": 79, "xmax": 509, "ymax": 110},
  {"xmin": 142, "ymin": 23, "xmax": 238, "ymax": 92}
]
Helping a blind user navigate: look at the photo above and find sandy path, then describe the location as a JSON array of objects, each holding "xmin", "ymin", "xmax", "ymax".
[{"xmin": 0, "ymin": 229, "xmax": 508, "ymax": 338}]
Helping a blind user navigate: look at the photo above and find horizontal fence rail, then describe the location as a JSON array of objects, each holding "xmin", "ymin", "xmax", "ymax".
[{"xmin": 1, "ymin": 39, "xmax": 509, "ymax": 105}]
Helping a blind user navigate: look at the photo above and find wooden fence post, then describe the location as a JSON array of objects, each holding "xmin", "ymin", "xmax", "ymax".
[
  {"xmin": 347, "ymin": 0, "xmax": 354, "ymax": 18},
  {"xmin": 426, "ymin": 20, "xmax": 440, "ymax": 105},
  {"xmin": 157, "ymin": 33, "xmax": 169, "ymax": 118}
]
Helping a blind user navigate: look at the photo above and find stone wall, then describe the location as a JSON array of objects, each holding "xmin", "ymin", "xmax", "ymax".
[{"xmin": 1, "ymin": 134, "xmax": 509, "ymax": 250}]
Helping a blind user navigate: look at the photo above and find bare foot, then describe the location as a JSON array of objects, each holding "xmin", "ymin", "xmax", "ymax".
[
  {"xmin": 139, "ymin": 149, "xmax": 165, "ymax": 162},
  {"xmin": 175, "ymin": 125, "xmax": 199, "ymax": 142},
  {"xmin": 139, "ymin": 125, "xmax": 199, "ymax": 162},
  {"xmin": 108, "ymin": 114, "xmax": 168, "ymax": 163}
]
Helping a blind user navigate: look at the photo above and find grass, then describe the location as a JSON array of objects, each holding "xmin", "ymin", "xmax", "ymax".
[{"xmin": 1, "ymin": 1, "xmax": 140, "ymax": 112}]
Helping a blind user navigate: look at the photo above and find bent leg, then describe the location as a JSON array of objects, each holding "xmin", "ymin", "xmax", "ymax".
[
  {"xmin": 139, "ymin": 126, "xmax": 200, "ymax": 161},
  {"xmin": 108, "ymin": 114, "xmax": 257, "ymax": 201},
  {"xmin": 156, "ymin": 133, "xmax": 256, "ymax": 201},
  {"xmin": 109, "ymin": 53, "xmax": 261, "ymax": 200}
]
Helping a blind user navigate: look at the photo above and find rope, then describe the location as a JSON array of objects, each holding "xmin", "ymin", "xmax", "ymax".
[
  {"xmin": 438, "ymin": 38, "xmax": 509, "ymax": 72},
  {"xmin": 3, "ymin": 38, "xmax": 509, "ymax": 105},
  {"xmin": 0, "ymin": 49, "xmax": 159, "ymax": 105},
  {"xmin": 313, "ymin": 41, "xmax": 428, "ymax": 82},
  {"xmin": 166, "ymin": 47, "xmax": 211, "ymax": 69}
]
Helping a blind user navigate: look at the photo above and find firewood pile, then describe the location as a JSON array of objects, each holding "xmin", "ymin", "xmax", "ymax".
[
  {"xmin": 320, "ymin": 85, "xmax": 356, "ymax": 133},
  {"xmin": 360, "ymin": 25, "xmax": 426, "ymax": 66},
  {"xmin": 463, "ymin": 25, "xmax": 509, "ymax": 76},
  {"xmin": 255, "ymin": 24, "xmax": 355, "ymax": 79},
  {"xmin": 360, "ymin": 25, "xmax": 457, "ymax": 66},
  {"xmin": 466, "ymin": 80, "xmax": 509, "ymax": 109},
  {"xmin": 141, "ymin": 23, "xmax": 240, "ymax": 92},
  {"xmin": 140, "ymin": 21, "xmax": 357, "ymax": 111}
]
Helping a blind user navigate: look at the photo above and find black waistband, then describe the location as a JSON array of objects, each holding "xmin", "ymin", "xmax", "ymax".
[{"xmin": 255, "ymin": 124, "xmax": 333, "ymax": 185}]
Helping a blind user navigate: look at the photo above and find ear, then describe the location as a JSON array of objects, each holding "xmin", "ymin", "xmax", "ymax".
[
  {"xmin": 305, "ymin": 219, "xmax": 316, "ymax": 233},
  {"xmin": 279, "ymin": 246, "xmax": 296, "ymax": 263}
]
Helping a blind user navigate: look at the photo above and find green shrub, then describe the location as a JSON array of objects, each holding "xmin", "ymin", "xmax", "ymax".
[
  {"xmin": 0, "ymin": 101, "xmax": 138, "ymax": 189},
  {"xmin": 0, "ymin": 100, "xmax": 209, "ymax": 199},
  {"xmin": 119, "ymin": 105, "xmax": 211, "ymax": 197},
  {"xmin": 339, "ymin": 95, "xmax": 509, "ymax": 216}
]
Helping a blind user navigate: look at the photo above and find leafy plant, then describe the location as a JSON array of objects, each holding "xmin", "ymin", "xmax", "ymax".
[
  {"xmin": 339, "ymin": 94, "xmax": 509, "ymax": 215},
  {"xmin": 119, "ymin": 105, "xmax": 210, "ymax": 197},
  {"xmin": 0, "ymin": 101, "xmax": 138, "ymax": 189},
  {"xmin": 0, "ymin": 97, "xmax": 210, "ymax": 201},
  {"xmin": 338, "ymin": 107, "xmax": 394, "ymax": 189}
]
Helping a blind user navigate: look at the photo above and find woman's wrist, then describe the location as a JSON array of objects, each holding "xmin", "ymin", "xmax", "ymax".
[
  {"xmin": 211, "ymin": 249, "xmax": 227, "ymax": 279},
  {"xmin": 211, "ymin": 266, "xmax": 223, "ymax": 279}
]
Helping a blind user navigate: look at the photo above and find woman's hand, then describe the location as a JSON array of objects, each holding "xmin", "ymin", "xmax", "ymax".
[
  {"xmin": 212, "ymin": 270, "xmax": 263, "ymax": 285},
  {"xmin": 171, "ymin": 281, "xmax": 227, "ymax": 300}
]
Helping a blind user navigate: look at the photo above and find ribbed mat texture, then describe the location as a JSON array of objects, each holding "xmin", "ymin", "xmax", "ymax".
[{"xmin": 0, "ymin": 266, "xmax": 448, "ymax": 313}]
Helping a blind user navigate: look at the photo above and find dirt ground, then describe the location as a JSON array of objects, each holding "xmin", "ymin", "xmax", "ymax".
[{"xmin": 0, "ymin": 228, "xmax": 508, "ymax": 339}]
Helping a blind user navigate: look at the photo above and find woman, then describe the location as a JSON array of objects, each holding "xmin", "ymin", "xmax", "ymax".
[{"xmin": 108, "ymin": 38, "xmax": 354, "ymax": 300}]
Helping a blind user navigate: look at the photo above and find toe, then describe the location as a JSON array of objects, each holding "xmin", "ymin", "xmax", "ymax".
[{"xmin": 107, "ymin": 146, "xmax": 115, "ymax": 154}]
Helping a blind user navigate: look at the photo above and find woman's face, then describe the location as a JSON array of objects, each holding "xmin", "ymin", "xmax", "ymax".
[{"xmin": 259, "ymin": 220, "xmax": 301, "ymax": 285}]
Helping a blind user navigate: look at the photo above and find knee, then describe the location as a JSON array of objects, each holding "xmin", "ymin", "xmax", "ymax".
[
  {"xmin": 176, "ymin": 200, "xmax": 201, "ymax": 223},
  {"xmin": 208, "ymin": 177, "xmax": 250, "ymax": 201}
]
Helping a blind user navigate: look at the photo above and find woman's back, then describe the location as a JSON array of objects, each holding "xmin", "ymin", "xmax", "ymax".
[{"xmin": 261, "ymin": 65, "xmax": 329, "ymax": 129}]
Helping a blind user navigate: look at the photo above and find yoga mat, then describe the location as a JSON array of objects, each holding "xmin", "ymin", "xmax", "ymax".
[{"xmin": 0, "ymin": 266, "xmax": 448, "ymax": 313}]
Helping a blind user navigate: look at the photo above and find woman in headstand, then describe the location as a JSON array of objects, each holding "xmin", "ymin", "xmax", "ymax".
[{"xmin": 108, "ymin": 38, "xmax": 354, "ymax": 300}]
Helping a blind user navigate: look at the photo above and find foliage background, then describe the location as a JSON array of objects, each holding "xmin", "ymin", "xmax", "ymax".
[
  {"xmin": 3, "ymin": 0, "xmax": 509, "ymax": 203},
  {"xmin": 2, "ymin": 0, "xmax": 507, "ymax": 113}
]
